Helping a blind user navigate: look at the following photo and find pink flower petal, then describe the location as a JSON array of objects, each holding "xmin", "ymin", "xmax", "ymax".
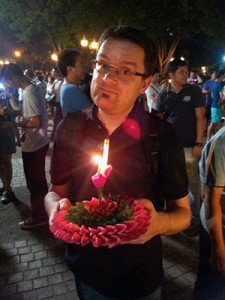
[
  {"xmin": 71, "ymin": 232, "xmax": 81, "ymax": 243},
  {"xmin": 115, "ymin": 223, "xmax": 127, "ymax": 233},
  {"xmin": 105, "ymin": 225, "xmax": 117, "ymax": 235},
  {"xmin": 81, "ymin": 235, "xmax": 91, "ymax": 246},
  {"xmin": 91, "ymin": 165, "xmax": 112, "ymax": 189}
]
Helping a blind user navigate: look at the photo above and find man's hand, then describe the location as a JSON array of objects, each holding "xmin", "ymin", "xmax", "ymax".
[
  {"xmin": 122, "ymin": 198, "xmax": 160, "ymax": 245},
  {"xmin": 192, "ymin": 145, "xmax": 203, "ymax": 157},
  {"xmin": 120, "ymin": 195, "xmax": 190, "ymax": 246},
  {"xmin": 49, "ymin": 197, "xmax": 72, "ymax": 226}
]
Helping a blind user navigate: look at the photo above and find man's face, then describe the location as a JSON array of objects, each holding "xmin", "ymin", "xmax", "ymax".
[
  {"xmin": 151, "ymin": 73, "xmax": 160, "ymax": 84},
  {"xmin": 90, "ymin": 39, "xmax": 150, "ymax": 116},
  {"xmin": 67, "ymin": 57, "xmax": 84, "ymax": 84},
  {"xmin": 169, "ymin": 66, "xmax": 189, "ymax": 86}
]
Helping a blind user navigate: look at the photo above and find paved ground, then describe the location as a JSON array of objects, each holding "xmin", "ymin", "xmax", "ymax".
[{"xmin": 0, "ymin": 122, "xmax": 199, "ymax": 300}]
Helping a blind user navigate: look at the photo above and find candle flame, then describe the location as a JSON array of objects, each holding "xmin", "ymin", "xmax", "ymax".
[{"xmin": 94, "ymin": 139, "xmax": 109, "ymax": 174}]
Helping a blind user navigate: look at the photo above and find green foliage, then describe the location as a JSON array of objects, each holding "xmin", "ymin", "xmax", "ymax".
[
  {"xmin": 0, "ymin": 0, "xmax": 225, "ymax": 70},
  {"xmin": 66, "ymin": 197, "xmax": 133, "ymax": 228}
]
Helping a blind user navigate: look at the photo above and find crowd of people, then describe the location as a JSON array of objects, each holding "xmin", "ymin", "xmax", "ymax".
[{"xmin": 0, "ymin": 25, "xmax": 225, "ymax": 299}]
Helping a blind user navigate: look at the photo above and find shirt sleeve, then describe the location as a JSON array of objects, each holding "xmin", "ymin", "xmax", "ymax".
[
  {"xmin": 26, "ymin": 86, "xmax": 43, "ymax": 117},
  {"xmin": 199, "ymin": 135, "xmax": 225, "ymax": 187},
  {"xmin": 192, "ymin": 85, "xmax": 205, "ymax": 108}
]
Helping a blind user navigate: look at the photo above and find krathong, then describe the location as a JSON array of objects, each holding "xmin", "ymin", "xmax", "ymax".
[{"xmin": 50, "ymin": 139, "xmax": 151, "ymax": 247}]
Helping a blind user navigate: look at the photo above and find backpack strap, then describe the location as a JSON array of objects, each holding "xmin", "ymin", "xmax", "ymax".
[{"xmin": 141, "ymin": 112, "xmax": 163, "ymax": 176}]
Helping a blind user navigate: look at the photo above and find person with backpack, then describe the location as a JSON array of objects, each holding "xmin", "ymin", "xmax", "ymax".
[{"xmin": 45, "ymin": 26, "xmax": 190, "ymax": 300}]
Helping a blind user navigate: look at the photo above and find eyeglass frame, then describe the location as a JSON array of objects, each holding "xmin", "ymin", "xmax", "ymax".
[{"xmin": 91, "ymin": 59, "xmax": 149, "ymax": 79}]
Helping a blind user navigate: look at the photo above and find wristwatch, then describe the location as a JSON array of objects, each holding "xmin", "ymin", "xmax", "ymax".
[{"xmin": 195, "ymin": 142, "xmax": 203, "ymax": 147}]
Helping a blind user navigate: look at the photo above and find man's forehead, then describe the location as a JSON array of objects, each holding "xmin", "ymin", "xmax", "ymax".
[{"xmin": 97, "ymin": 39, "xmax": 145, "ymax": 66}]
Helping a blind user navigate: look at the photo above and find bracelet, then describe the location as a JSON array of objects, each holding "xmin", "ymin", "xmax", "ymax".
[{"xmin": 195, "ymin": 142, "xmax": 203, "ymax": 147}]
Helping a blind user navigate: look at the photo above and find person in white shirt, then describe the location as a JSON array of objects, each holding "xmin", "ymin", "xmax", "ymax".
[{"xmin": 145, "ymin": 68, "xmax": 161, "ymax": 113}]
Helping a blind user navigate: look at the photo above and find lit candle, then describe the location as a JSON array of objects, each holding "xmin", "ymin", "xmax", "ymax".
[{"xmin": 97, "ymin": 139, "xmax": 109, "ymax": 173}]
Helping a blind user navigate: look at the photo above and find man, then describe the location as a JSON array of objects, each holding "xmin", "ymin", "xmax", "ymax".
[
  {"xmin": 57, "ymin": 48, "xmax": 92, "ymax": 118},
  {"xmin": 202, "ymin": 69, "xmax": 216, "ymax": 124},
  {"xmin": 1, "ymin": 63, "xmax": 49, "ymax": 230},
  {"xmin": 192, "ymin": 126, "xmax": 225, "ymax": 299},
  {"xmin": 49, "ymin": 67, "xmax": 63, "ymax": 140},
  {"xmin": 156, "ymin": 59, "xmax": 205, "ymax": 222},
  {"xmin": 0, "ymin": 75, "xmax": 17, "ymax": 204},
  {"xmin": 145, "ymin": 68, "xmax": 161, "ymax": 114},
  {"xmin": 45, "ymin": 26, "xmax": 190, "ymax": 299},
  {"xmin": 206, "ymin": 69, "xmax": 225, "ymax": 141}
]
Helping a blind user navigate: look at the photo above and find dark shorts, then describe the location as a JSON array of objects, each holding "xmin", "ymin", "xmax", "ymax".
[{"xmin": 0, "ymin": 127, "xmax": 16, "ymax": 155}]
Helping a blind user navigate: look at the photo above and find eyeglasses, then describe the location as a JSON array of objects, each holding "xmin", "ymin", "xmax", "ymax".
[{"xmin": 92, "ymin": 60, "xmax": 148, "ymax": 80}]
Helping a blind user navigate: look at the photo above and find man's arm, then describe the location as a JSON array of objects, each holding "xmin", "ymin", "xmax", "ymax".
[
  {"xmin": 192, "ymin": 106, "xmax": 206, "ymax": 157},
  {"xmin": 126, "ymin": 195, "xmax": 191, "ymax": 244},
  {"xmin": 202, "ymin": 184, "xmax": 225, "ymax": 274},
  {"xmin": 17, "ymin": 115, "xmax": 42, "ymax": 129}
]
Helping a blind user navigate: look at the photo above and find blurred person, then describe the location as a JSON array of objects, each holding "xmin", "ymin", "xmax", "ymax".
[
  {"xmin": 35, "ymin": 71, "xmax": 46, "ymax": 99},
  {"xmin": 24, "ymin": 68, "xmax": 35, "ymax": 83},
  {"xmin": 50, "ymin": 67, "xmax": 63, "ymax": 140},
  {"xmin": 192, "ymin": 126, "xmax": 225, "ymax": 299},
  {"xmin": 45, "ymin": 73, "xmax": 55, "ymax": 114},
  {"xmin": 207, "ymin": 69, "xmax": 225, "ymax": 141},
  {"xmin": 145, "ymin": 68, "xmax": 161, "ymax": 113},
  {"xmin": 1, "ymin": 63, "xmax": 49, "ymax": 229},
  {"xmin": 202, "ymin": 69, "xmax": 216, "ymax": 126},
  {"xmin": 188, "ymin": 70, "xmax": 203, "ymax": 88},
  {"xmin": 57, "ymin": 48, "xmax": 92, "ymax": 118},
  {"xmin": 45, "ymin": 25, "xmax": 190, "ymax": 300},
  {"xmin": 156, "ymin": 59, "xmax": 205, "ymax": 228},
  {"xmin": 0, "ymin": 76, "xmax": 17, "ymax": 204}
]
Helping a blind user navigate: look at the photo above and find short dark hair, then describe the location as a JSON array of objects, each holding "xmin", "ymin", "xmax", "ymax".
[
  {"xmin": 0, "ymin": 63, "xmax": 24, "ymax": 80},
  {"xmin": 166, "ymin": 59, "xmax": 188, "ymax": 75},
  {"xmin": 57, "ymin": 48, "xmax": 81, "ymax": 77},
  {"xmin": 98, "ymin": 25, "xmax": 152, "ymax": 76},
  {"xmin": 24, "ymin": 68, "xmax": 35, "ymax": 79},
  {"xmin": 215, "ymin": 69, "xmax": 225, "ymax": 79}
]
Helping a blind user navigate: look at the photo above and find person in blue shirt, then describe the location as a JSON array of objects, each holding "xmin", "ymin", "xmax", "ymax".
[
  {"xmin": 57, "ymin": 48, "xmax": 92, "ymax": 118},
  {"xmin": 202, "ymin": 70, "xmax": 216, "ymax": 123},
  {"xmin": 207, "ymin": 69, "xmax": 225, "ymax": 141}
]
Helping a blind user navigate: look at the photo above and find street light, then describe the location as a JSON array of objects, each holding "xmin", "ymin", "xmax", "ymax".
[
  {"xmin": 14, "ymin": 50, "xmax": 21, "ymax": 58},
  {"xmin": 89, "ymin": 39, "xmax": 98, "ymax": 50},
  {"xmin": 80, "ymin": 36, "xmax": 89, "ymax": 48},
  {"xmin": 80, "ymin": 36, "xmax": 99, "ymax": 50},
  {"xmin": 51, "ymin": 53, "xmax": 58, "ymax": 62}
]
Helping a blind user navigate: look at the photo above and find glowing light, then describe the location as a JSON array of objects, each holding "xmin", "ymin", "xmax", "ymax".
[
  {"xmin": 201, "ymin": 66, "xmax": 207, "ymax": 75},
  {"xmin": 180, "ymin": 56, "xmax": 185, "ymax": 61},
  {"xmin": 4, "ymin": 60, "xmax": 9, "ymax": 64},
  {"xmin": 0, "ymin": 60, "xmax": 4, "ymax": 65},
  {"xmin": 14, "ymin": 50, "xmax": 21, "ymax": 58},
  {"xmin": 170, "ymin": 57, "xmax": 174, "ymax": 61},
  {"xmin": 80, "ymin": 36, "xmax": 89, "ymax": 47},
  {"xmin": 94, "ymin": 139, "xmax": 109, "ymax": 174},
  {"xmin": 90, "ymin": 39, "xmax": 99, "ymax": 50},
  {"xmin": 51, "ymin": 53, "xmax": 58, "ymax": 61},
  {"xmin": 93, "ymin": 155, "xmax": 102, "ymax": 165}
]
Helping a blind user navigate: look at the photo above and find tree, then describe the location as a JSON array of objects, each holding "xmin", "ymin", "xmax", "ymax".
[{"xmin": 0, "ymin": 0, "xmax": 225, "ymax": 73}]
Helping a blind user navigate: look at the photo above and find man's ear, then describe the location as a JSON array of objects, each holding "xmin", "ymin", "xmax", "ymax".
[{"xmin": 140, "ymin": 76, "xmax": 151, "ymax": 93}]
